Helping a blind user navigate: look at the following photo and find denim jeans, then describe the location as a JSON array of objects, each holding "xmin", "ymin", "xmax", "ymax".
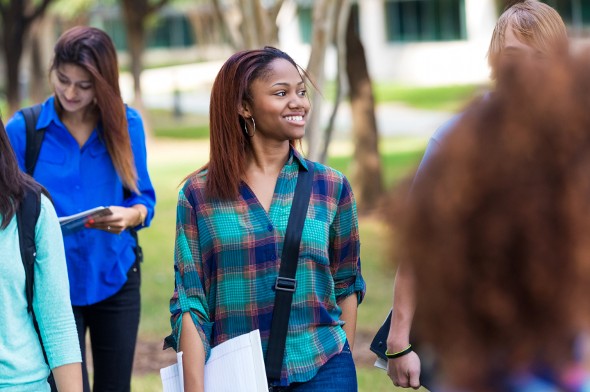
[
  {"xmin": 73, "ymin": 262, "xmax": 141, "ymax": 392},
  {"xmin": 269, "ymin": 340, "xmax": 358, "ymax": 392}
]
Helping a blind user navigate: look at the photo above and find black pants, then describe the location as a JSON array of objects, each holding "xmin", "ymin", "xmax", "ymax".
[{"xmin": 73, "ymin": 262, "xmax": 141, "ymax": 392}]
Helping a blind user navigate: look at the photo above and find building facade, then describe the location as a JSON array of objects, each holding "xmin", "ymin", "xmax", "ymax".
[
  {"xmin": 15, "ymin": 0, "xmax": 590, "ymax": 100},
  {"xmin": 282, "ymin": 0, "xmax": 497, "ymax": 85}
]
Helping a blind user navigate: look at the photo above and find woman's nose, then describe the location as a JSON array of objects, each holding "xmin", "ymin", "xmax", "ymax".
[
  {"xmin": 64, "ymin": 85, "xmax": 76, "ymax": 99},
  {"xmin": 289, "ymin": 94, "xmax": 305, "ymax": 109}
]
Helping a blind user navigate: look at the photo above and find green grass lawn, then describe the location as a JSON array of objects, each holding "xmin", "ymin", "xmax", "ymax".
[
  {"xmin": 130, "ymin": 367, "xmax": 418, "ymax": 391},
  {"xmin": 373, "ymin": 83, "xmax": 486, "ymax": 112},
  {"xmin": 134, "ymin": 135, "xmax": 428, "ymax": 391},
  {"xmin": 149, "ymin": 109, "xmax": 210, "ymax": 139},
  {"xmin": 131, "ymin": 367, "xmax": 425, "ymax": 391},
  {"xmin": 318, "ymin": 81, "xmax": 484, "ymax": 112}
]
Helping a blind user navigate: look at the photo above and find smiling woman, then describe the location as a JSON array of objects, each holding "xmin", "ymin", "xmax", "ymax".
[
  {"xmin": 165, "ymin": 47, "xmax": 366, "ymax": 392},
  {"xmin": 239, "ymin": 58, "xmax": 309, "ymax": 149}
]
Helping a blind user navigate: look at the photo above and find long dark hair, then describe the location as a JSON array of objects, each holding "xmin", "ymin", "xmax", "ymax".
[
  {"xmin": 51, "ymin": 26, "xmax": 138, "ymax": 193},
  {"xmin": 206, "ymin": 46, "xmax": 306, "ymax": 200},
  {"xmin": 0, "ymin": 118, "xmax": 44, "ymax": 229}
]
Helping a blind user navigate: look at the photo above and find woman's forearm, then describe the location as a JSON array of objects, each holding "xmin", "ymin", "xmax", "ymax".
[
  {"xmin": 52, "ymin": 362, "xmax": 83, "ymax": 392},
  {"xmin": 179, "ymin": 313, "xmax": 206, "ymax": 392},
  {"xmin": 339, "ymin": 294, "xmax": 358, "ymax": 349},
  {"xmin": 388, "ymin": 261, "xmax": 416, "ymax": 351}
]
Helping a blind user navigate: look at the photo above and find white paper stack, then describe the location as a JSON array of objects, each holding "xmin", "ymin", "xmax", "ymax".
[
  {"xmin": 161, "ymin": 352, "xmax": 184, "ymax": 392},
  {"xmin": 161, "ymin": 329, "xmax": 268, "ymax": 392}
]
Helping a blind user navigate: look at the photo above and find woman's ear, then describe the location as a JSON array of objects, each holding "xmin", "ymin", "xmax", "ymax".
[{"xmin": 238, "ymin": 102, "xmax": 252, "ymax": 119}]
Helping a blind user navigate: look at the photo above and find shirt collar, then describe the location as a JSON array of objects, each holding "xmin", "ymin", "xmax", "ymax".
[
  {"xmin": 289, "ymin": 146, "xmax": 309, "ymax": 172},
  {"xmin": 37, "ymin": 96, "xmax": 60, "ymax": 130}
]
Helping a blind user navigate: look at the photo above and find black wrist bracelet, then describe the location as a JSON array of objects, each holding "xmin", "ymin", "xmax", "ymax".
[{"xmin": 385, "ymin": 344, "xmax": 413, "ymax": 359}]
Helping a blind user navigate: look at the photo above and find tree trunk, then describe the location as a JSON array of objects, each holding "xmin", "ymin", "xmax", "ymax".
[
  {"xmin": 345, "ymin": 8, "xmax": 383, "ymax": 214},
  {"xmin": 3, "ymin": 17, "xmax": 25, "ymax": 115},
  {"xmin": 0, "ymin": 0, "xmax": 53, "ymax": 115},
  {"xmin": 1, "ymin": 1, "xmax": 26, "ymax": 115},
  {"xmin": 265, "ymin": 0, "xmax": 284, "ymax": 46},
  {"xmin": 319, "ymin": 0, "xmax": 350, "ymax": 164},
  {"xmin": 305, "ymin": 0, "xmax": 336, "ymax": 161},
  {"xmin": 120, "ymin": 0, "xmax": 168, "ymax": 137},
  {"xmin": 239, "ymin": 0, "xmax": 258, "ymax": 48},
  {"xmin": 29, "ymin": 20, "xmax": 50, "ymax": 104},
  {"xmin": 121, "ymin": 0, "xmax": 148, "ymax": 108},
  {"xmin": 211, "ymin": 0, "xmax": 283, "ymax": 50},
  {"xmin": 210, "ymin": 0, "xmax": 244, "ymax": 49}
]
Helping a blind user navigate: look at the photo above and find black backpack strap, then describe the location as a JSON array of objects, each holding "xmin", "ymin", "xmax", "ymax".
[
  {"xmin": 16, "ymin": 188, "xmax": 42, "ymax": 313},
  {"xmin": 16, "ymin": 189, "xmax": 56, "ymax": 390},
  {"xmin": 265, "ymin": 161, "xmax": 315, "ymax": 380},
  {"xmin": 22, "ymin": 104, "xmax": 45, "ymax": 176},
  {"xmin": 123, "ymin": 187, "xmax": 143, "ymax": 263}
]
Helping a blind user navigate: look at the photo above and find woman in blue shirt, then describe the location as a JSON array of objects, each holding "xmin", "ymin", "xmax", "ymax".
[{"xmin": 6, "ymin": 26, "xmax": 155, "ymax": 392}]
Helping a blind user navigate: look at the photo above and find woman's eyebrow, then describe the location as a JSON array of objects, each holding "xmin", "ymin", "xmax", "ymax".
[{"xmin": 271, "ymin": 81, "xmax": 305, "ymax": 87}]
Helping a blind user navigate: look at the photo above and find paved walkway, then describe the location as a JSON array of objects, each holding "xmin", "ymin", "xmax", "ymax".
[{"xmin": 122, "ymin": 62, "xmax": 455, "ymax": 140}]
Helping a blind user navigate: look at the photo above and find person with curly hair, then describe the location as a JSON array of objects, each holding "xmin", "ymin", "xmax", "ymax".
[
  {"xmin": 387, "ymin": 1, "xmax": 569, "ymax": 388},
  {"xmin": 389, "ymin": 52, "xmax": 590, "ymax": 391}
]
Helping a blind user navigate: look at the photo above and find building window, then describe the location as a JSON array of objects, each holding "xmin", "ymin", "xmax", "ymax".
[
  {"xmin": 385, "ymin": 0, "xmax": 466, "ymax": 42},
  {"xmin": 97, "ymin": 13, "xmax": 195, "ymax": 51},
  {"xmin": 298, "ymin": 5, "xmax": 313, "ymax": 44},
  {"xmin": 297, "ymin": 3, "xmax": 359, "ymax": 44},
  {"xmin": 541, "ymin": 0, "xmax": 590, "ymax": 29},
  {"xmin": 101, "ymin": 18, "xmax": 127, "ymax": 51},
  {"xmin": 148, "ymin": 14, "xmax": 196, "ymax": 49}
]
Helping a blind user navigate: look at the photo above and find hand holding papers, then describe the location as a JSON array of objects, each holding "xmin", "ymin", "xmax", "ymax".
[
  {"xmin": 161, "ymin": 329, "xmax": 268, "ymax": 392},
  {"xmin": 59, "ymin": 206, "xmax": 112, "ymax": 234}
]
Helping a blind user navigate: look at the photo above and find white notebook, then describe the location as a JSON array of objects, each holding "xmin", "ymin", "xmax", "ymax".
[{"xmin": 160, "ymin": 329, "xmax": 268, "ymax": 392}]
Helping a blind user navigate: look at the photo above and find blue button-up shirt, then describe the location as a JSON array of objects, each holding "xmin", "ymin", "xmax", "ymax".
[{"xmin": 6, "ymin": 96, "xmax": 156, "ymax": 305}]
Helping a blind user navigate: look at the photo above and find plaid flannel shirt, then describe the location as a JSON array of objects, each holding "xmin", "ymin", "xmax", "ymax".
[{"xmin": 165, "ymin": 149, "xmax": 365, "ymax": 385}]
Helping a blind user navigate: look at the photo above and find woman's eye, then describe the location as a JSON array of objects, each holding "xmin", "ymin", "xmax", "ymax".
[
  {"xmin": 275, "ymin": 91, "xmax": 286, "ymax": 97},
  {"xmin": 298, "ymin": 90, "xmax": 307, "ymax": 97},
  {"xmin": 79, "ymin": 84, "xmax": 92, "ymax": 90}
]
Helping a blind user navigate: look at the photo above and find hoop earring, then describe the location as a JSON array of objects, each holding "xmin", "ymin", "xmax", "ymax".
[{"xmin": 244, "ymin": 117, "xmax": 256, "ymax": 137}]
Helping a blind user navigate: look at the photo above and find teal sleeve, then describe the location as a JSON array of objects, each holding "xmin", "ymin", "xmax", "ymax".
[
  {"xmin": 166, "ymin": 187, "xmax": 213, "ymax": 360},
  {"xmin": 33, "ymin": 195, "xmax": 82, "ymax": 369}
]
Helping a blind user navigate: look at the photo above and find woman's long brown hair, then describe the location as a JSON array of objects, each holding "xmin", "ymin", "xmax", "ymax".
[
  {"xmin": 0, "ymin": 118, "xmax": 44, "ymax": 229},
  {"xmin": 51, "ymin": 26, "xmax": 138, "ymax": 193}
]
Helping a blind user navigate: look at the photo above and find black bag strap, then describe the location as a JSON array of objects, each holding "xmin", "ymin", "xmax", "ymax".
[
  {"xmin": 123, "ymin": 187, "xmax": 143, "ymax": 263},
  {"xmin": 265, "ymin": 160, "xmax": 315, "ymax": 380},
  {"xmin": 22, "ymin": 104, "xmax": 46, "ymax": 176},
  {"xmin": 16, "ymin": 188, "xmax": 42, "ymax": 313},
  {"xmin": 16, "ymin": 188, "xmax": 56, "ymax": 390}
]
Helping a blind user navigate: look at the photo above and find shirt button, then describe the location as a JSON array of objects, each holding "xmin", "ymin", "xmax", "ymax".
[{"xmin": 267, "ymin": 224, "xmax": 273, "ymax": 232}]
